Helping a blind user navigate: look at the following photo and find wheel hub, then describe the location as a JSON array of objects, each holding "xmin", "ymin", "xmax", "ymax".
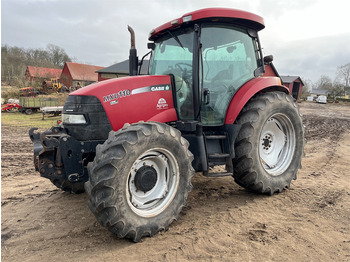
[
  {"xmin": 127, "ymin": 149, "xmax": 180, "ymax": 217},
  {"xmin": 134, "ymin": 166, "xmax": 157, "ymax": 193},
  {"xmin": 262, "ymin": 135, "xmax": 272, "ymax": 150},
  {"xmin": 259, "ymin": 114, "xmax": 296, "ymax": 176}
]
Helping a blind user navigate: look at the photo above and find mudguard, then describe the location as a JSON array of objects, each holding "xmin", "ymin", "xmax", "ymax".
[{"xmin": 225, "ymin": 77, "xmax": 288, "ymax": 124}]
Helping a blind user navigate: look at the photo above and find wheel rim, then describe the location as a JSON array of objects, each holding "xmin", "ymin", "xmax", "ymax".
[
  {"xmin": 127, "ymin": 148, "xmax": 180, "ymax": 217},
  {"xmin": 259, "ymin": 113, "xmax": 296, "ymax": 176}
]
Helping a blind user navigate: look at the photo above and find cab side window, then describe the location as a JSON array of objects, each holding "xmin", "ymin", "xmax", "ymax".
[{"xmin": 200, "ymin": 24, "xmax": 259, "ymax": 125}]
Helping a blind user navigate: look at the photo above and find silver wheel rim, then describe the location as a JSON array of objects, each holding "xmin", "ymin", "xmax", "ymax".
[
  {"xmin": 127, "ymin": 148, "xmax": 180, "ymax": 217},
  {"xmin": 259, "ymin": 113, "xmax": 296, "ymax": 176}
]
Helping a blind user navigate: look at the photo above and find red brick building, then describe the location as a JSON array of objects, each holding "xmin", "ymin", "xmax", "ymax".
[{"xmin": 60, "ymin": 62, "xmax": 104, "ymax": 88}]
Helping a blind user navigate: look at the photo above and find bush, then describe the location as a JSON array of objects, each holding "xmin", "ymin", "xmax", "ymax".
[
  {"xmin": 336, "ymin": 98, "xmax": 350, "ymax": 102},
  {"xmin": 1, "ymin": 88, "xmax": 20, "ymax": 103}
]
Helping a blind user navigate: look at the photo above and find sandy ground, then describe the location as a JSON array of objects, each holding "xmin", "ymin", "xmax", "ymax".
[{"xmin": 1, "ymin": 102, "xmax": 350, "ymax": 262}]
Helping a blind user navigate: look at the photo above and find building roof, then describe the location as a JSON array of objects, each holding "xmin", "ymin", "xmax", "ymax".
[
  {"xmin": 97, "ymin": 60, "xmax": 149, "ymax": 75},
  {"xmin": 26, "ymin": 66, "xmax": 62, "ymax": 79},
  {"xmin": 64, "ymin": 62, "xmax": 104, "ymax": 81},
  {"xmin": 280, "ymin": 75, "xmax": 305, "ymax": 86},
  {"xmin": 310, "ymin": 89, "xmax": 328, "ymax": 95}
]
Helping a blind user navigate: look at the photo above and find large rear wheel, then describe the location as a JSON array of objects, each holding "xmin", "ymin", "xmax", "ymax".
[
  {"xmin": 85, "ymin": 122, "xmax": 194, "ymax": 242},
  {"xmin": 233, "ymin": 92, "xmax": 304, "ymax": 195}
]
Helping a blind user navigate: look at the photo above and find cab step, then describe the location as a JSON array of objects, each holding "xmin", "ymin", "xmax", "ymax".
[
  {"xmin": 208, "ymin": 153, "xmax": 231, "ymax": 159},
  {"xmin": 203, "ymin": 172, "xmax": 233, "ymax": 177}
]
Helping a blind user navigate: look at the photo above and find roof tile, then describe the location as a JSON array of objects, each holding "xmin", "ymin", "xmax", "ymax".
[
  {"xmin": 65, "ymin": 62, "xmax": 104, "ymax": 81},
  {"xmin": 27, "ymin": 66, "xmax": 62, "ymax": 79}
]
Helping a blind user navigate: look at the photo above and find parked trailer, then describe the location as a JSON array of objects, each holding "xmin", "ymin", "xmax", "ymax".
[
  {"xmin": 41, "ymin": 106, "xmax": 64, "ymax": 119},
  {"xmin": 19, "ymin": 97, "xmax": 58, "ymax": 115}
]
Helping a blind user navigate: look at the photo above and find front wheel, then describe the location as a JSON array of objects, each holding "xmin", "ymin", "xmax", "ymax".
[
  {"xmin": 233, "ymin": 92, "xmax": 305, "ymax": 195},
  {"xmin": 85, "ymin": 122, "xmax": 194, "ymax": 242}
]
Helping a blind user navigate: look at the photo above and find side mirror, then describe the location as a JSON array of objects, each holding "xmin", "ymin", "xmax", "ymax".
[
  {"xmin": 147, "ymin": 43, "xmax": 155, "ymax": 50},
  {"xmin": 263, "ymin": 55, "xmax": 273, "ymax": 64}
]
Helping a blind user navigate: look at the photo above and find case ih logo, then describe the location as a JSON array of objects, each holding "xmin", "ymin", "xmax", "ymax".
[
  {"xmin": 151, "ymin": 85, "xmax": 170, "ymax": 91},
  {"xmin": 157, "ymin": 98, "xmax": 168, "ymax": 110}
]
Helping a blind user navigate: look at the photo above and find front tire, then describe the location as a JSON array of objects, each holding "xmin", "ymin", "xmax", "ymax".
[
  {"xmin": 233, "ymin": 92, "xmax": 304, "ymax": 195},
  {"xmin": 85, "ymin": 122, "xmax": 194, "ymax": 242}
]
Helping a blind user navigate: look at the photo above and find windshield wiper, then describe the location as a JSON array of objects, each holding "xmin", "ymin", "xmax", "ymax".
[{"xmin": 167, "ymin": 30, "xmax": 184, "ymax": 50}]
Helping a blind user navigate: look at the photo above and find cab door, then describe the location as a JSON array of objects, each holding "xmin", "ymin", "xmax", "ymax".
[{"xmin": 200, "ymin": 24, "xmax": 261, "ymax": 126}]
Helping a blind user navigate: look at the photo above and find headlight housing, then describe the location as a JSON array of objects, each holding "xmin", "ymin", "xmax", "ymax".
[{"xmin": 62, "ymin": 114, "xmax": 87, "ymax": 124}]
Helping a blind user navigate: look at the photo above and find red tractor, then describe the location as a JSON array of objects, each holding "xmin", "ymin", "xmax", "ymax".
[{"xmin": 30, "ymin": 8, "xmax": 304, "ymax": 242}]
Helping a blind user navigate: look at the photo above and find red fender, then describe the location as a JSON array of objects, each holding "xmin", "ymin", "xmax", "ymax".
[{"xmin": 224, "ymin": 77, "xmax": 288, "ymax": 124}]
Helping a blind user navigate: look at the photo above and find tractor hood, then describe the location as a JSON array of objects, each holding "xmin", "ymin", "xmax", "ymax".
[{"xmin": 69, "ymin": 75, "xmax": 177, "ymax": 131}]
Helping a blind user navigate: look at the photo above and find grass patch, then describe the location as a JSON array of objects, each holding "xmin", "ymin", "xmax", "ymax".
[{"xmin": 1, "ymin": 112, "xmax": 60, "ymax": 129}]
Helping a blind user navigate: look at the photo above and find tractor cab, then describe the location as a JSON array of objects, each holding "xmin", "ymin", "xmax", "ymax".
[{"xmin": 148, "ymin": 8, "xmax": 265, "ymax": 126}]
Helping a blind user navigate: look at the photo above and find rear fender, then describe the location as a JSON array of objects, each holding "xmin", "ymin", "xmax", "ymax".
[{"xmin": 225, "ymin": 77, "xmax": 288, "ymax": 124}]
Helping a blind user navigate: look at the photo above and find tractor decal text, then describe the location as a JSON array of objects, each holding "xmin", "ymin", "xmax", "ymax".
[
  {"xmin": 103, "ymin": 89, "xmax": 131, "ymax": 104},
  {"xmin": 157, "ymin": 98, "xmax": 168, "ymax": 110},
  {"xmin": 131, "ymin": 85, "xmax": 171, "ymax": 95}
]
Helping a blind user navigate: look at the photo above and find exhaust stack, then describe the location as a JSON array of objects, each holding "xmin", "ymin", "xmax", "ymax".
[{"xmin": 128, "ymin": 25, "xmax": 138, "ymax": 76}]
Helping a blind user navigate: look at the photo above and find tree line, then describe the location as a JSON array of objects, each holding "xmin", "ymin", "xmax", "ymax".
[
  {"xmin": 303, "ymin": 63, "xmax": 350, "ymax": 99},
  {"xmin": 1, "ymin": 44, "xmax": 72, "ymax": 87}
]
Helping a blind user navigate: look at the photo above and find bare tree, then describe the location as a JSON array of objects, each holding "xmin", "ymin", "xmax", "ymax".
[
  {"xmin": 47, "ymin": 44, "xmax": 71, "ymax": 67},
  {"xmin": 1, "ymin": 44, "xmax": 72, "ymax": 86},
  {"xmin": 314, "ymin": 75, "xmax": 343, "ymax": 100},
  {"xmin": 301, "ymin": 78, "xmax": 312, "ymax": 98},
  {"xmin": 335, "ymin": 63, "xmax": 350, "ymax": 93},
  {"xmin": 315, "ymin": 75, "xmax": 333, "ymax": 90},
  {"xmin": 329, "ymin": 83, "xmax": 345, "ymax": 100}
]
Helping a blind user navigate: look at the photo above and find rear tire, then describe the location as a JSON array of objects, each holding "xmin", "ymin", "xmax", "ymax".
[
  {"xmin": 85, "ymin": 122, "xmax": 194, "ymax": 242},
  {"xmin": 233, "ymin": 92, "xmax": 304, "ymax": 195}
]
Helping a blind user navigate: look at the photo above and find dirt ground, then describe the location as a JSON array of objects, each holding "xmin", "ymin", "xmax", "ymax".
[{"xmin": 1, "ymin": 102, "xmax": 350, "ymax": 262}]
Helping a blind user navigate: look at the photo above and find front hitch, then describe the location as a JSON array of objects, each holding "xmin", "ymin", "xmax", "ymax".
[
  {"xmin": 29, "ymin": 126, "xmax": 104, "ymax": 183},
  {"xmin": 29, "ymin": 126, "xmax": 67, "ymax": 178}
]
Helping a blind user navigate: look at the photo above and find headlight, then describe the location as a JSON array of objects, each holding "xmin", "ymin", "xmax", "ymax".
[{"xmin": 62, "ymin": 114, "xmax": 87, "ymax": 124}]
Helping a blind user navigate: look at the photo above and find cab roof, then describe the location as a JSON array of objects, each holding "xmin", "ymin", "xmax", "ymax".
[{"xmin": 149, "ymin": 8, "xmax": 265, "ymax": 40}]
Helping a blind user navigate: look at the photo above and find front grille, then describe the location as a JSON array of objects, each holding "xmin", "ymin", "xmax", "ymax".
[{"xmin": 63, "ymin": 95, "xmax": 112, "ymax": 141}]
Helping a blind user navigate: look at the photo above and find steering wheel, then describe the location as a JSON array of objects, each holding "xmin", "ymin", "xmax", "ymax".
[
  {"xmin": 175, "ymin": 63, "xmax": 193, "ymax": 80},
  {"xmin": 172, "ymin": 75, "xmax": 189, "ymax": 109},
  {"xmin": 175, "ymin": 63, "xmax": 192, "ymax": 72}
]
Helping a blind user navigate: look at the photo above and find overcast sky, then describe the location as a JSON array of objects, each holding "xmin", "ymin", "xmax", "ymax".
[{"xmin": 2, "ymin": 0, "xmax": 350, "ymax": 83}]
